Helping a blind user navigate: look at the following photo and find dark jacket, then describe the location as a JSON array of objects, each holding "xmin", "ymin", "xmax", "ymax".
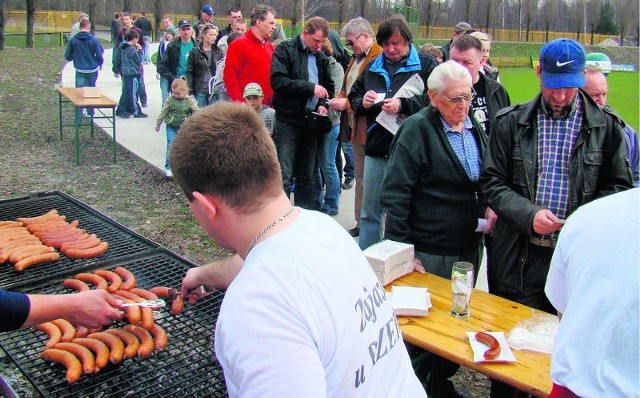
[
  {"xmin": 65, "ymin": 31, "xmax": 104, "ymax": 72},
  {"xmin": 157, "ymin": 37, "xmax": 197, "ymax": 89},
  {"xmin": 480, "ymin": 90, "xmax": 634, "ymax": 294},
  {"xmin": 270, "ymin": 36, "xmax": 335, "ymax": 126},
  {"xmin": 348, "ymin": 46, "xmax": 437, "ymax": 158},
  {"xmin": 476, "ymin": 72, "xmax": 511, "ymax": 135},
  {"xmin": 381, "ymin": 105, "xmax": 487, "ymax": 255},
  {"xmin": 112, "ymin": 42, "xmax": 142, "ymax": 76},
  {"xmin": 215, "ymin": 24, "xmax": 232, "ymax": 46},
  {"xmin": 134, "ymin": 16, "xmax": 153, "ymax": 37},
  {"xmin": 440, "ymin": 40, "xmax": 452, "ymax": 62},
  {"xmin": 187, "ymin": 43, "xmax": 223, "ymax": 95}
]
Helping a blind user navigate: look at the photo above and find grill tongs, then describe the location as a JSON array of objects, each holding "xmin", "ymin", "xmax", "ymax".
[{"xmin": 119, "ymin": 299, "xmax": 166, "ymax": 309}]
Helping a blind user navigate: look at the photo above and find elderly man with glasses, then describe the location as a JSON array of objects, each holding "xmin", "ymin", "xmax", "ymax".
[
  {"xmin": 328, "ymin": 17, "xmax": 382, "ymax": 238},
  {"xmin": 380, "ymin": 60, "xmax": 494, "ymax": 396}
]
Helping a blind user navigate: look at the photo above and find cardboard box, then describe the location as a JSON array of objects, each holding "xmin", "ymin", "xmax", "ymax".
[{"xmin": 81, "ymin": 87, "xmax": 101, "ymax": 98}]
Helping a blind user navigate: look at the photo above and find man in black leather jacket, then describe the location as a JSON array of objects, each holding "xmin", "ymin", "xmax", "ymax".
[{"xmin": 270, "ymin": 17, "xmax": 334, "ymax": 210}]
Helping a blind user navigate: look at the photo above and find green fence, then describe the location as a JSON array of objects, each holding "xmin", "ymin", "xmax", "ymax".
[{"xmin": 4, "ymin": 32, "xmax": 66, "ymax": 48}]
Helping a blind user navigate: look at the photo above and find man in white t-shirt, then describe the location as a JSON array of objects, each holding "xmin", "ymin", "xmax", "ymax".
[
  {"xmin": 545, "ymin": 188, "xmax": 639, "ymax": 398},
  {"xmin": 171, "ymin": 101, "xmax": 426, "ymax": 397}
]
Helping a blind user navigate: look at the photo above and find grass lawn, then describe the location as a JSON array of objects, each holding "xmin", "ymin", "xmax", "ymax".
[{"xmin": 500, "ymin": 68, "xmax": 639, "ymax": 130}]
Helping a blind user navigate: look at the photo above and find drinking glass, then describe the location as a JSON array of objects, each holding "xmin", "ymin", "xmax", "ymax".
[{"xmin": 450, "ymin": 262, "xmax": 474, "ymax": 318}]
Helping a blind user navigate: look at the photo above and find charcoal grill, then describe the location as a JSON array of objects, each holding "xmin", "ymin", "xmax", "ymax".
[
  {"xmin": 0, "ymin": 191, "xmax": 160, "ymax": 291},
  {"xmin": 0, "ymin": 192, "xmax": 228, "ymax": 397}
]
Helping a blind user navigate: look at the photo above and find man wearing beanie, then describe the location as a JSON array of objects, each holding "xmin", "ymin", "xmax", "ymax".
[{"xmin": 480, "ymin": 38, "xmax": 633, "ymax": 395}]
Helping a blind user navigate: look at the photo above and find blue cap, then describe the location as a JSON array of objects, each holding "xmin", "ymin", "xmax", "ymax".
[
  {"xmin": 202, "ymin": 4, "xmax": 214, "ymax": 16},
  {"xmin": 539, "ymin": 38, "xmax": 586, "ymax": 89}
]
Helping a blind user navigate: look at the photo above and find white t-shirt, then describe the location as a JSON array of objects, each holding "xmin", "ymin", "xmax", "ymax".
[
  {"xmin": 545, "ymin": 188, "xmax": 639, "ymax": 398},
  {"xmin": 215, "ymin": 209, "xmax": 426, "ymax": 397}
]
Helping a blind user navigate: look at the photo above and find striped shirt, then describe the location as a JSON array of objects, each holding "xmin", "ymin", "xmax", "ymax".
[
  {"xmin": 442, "ymin": 116, "xmax": 481, "ymax": 181},
  {"xmin": 535, "ymin": 95, "xmax": 583, "ymax": 227}
]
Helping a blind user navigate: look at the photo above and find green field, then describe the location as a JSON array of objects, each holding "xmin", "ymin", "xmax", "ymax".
[{"xmin": 500, "ymin": 68, "xmax": 639, "ymax": 130}]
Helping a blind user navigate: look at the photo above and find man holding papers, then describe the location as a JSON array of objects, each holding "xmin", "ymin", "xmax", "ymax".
[
  {"xmin": 348, "ymin": 15, "xmax": 437, "ymax": 250},
  {"xmin": 380, "ymin": 60, "xmax": 495, "ymax": 397}
]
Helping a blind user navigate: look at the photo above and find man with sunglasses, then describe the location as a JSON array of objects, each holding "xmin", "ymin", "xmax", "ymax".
[{"xmin": 380, "ymin": 60, "xmax": 492, "ymax": 396}]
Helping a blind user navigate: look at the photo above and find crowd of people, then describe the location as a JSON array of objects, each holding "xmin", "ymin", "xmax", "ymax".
[{"xmin": 6, "ymin": 6, "xmax": 636, "ymax": 398}]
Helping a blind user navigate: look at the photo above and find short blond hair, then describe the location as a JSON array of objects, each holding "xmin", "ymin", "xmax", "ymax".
[{"xmin": 171, "ymin": 77, "xmax": 189, "ymax": 97}]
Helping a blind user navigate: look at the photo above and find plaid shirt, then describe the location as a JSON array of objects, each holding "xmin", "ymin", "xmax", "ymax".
[
  {"xmin": 535, "ymin": 95, "xmax": 583, "ymax": 232},
  {"xmin": 442, "ymin": 116, "xmax": 481, "ymax": 181}
]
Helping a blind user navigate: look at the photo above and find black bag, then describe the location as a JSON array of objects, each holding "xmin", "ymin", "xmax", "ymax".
[{"xmin": 305, "ymin": 109, "xmax": 332, "ymax": 135}]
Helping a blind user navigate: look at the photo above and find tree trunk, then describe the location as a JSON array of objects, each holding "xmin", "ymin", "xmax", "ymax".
[
  {"xmin": 0, "ymin": 0, "xmax": 4, "ymax": 51},
  {"xmin": 154, "ymin": 0, "xmax": 163, "ymax": 41},
  {"xmin": 26, "ymin": 0, "xmax": 35, "ymax": 48}
]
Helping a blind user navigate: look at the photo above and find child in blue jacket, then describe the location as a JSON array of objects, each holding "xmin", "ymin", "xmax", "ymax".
[{"xmin": 113, "ymin": 30, "xmax": 147, "ymax": 118}]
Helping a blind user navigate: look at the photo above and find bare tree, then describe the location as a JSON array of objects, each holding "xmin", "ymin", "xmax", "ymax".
[
  {"xmin": 0, "ymin": 0, "xmax": 4, "ymax": 50},
  {"xmin": 26, "ymin": 0, "xmax": 35, "ymax": 48}
]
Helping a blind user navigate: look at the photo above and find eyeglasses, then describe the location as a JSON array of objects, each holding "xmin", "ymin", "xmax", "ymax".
[
  {"xmin": 345, "ymin": 33, "xmax": 364, "ymax": 47},
  {"xmin": 440, "ymin": 89, "xmax": 476, "ymax": 104}
]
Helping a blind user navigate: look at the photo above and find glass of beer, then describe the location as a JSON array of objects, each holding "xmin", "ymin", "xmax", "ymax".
[{"xmin": 451, "ymin": 262, "xmax": 474, "ymax": 318}]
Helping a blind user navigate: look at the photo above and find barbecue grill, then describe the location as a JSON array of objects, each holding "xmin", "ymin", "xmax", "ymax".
[{"xmin": 0, "ymin": 192, "xmax": 227, "ymax": 397}]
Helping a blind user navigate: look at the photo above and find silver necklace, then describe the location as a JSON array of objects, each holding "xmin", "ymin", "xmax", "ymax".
[{"xmin": 246, "ymin": 207, "xmax": 295, "ymax": 254}]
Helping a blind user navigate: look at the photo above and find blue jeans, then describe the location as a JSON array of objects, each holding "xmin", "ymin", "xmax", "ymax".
[
  {"xmin": 160, "ymin": 77, "xmax": 170, "ymax": 105},
  {"xmin": 314, "ymin": 124, "xmax": 340, "ymax": 214},
  {"xmin": 75, "ymin": 71, "xmax": 98, "ymax": 119},
  {"xmin": 274, "ymin": 120, "xmax": 320, "ymax": 210},
  {"xmin": 195, "ymin": 92, "xmax": 209, "ymax": 108},
  {"xmin": 165, "ymin": 125, "xmax": 178, "ymax": 170},
  {"xmin": 142, "ymin": 36, "xmax": 151, "ymax": 63},
  {"xmin": 342, "ymin": 141, "xmax": 355, "ymax": 180},
  {"xmin": 117, "ymin": 75, "xmax": 141, "ymax": 115},
  {"xmin": 137, "ymin": 69, "xmax": 147, "ymax": 106},
  {"xmin": 358, "ymin": 156, "xmax": 388, "ymax": 250}
]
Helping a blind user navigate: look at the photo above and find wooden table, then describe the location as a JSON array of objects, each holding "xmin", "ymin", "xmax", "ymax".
[
  {"xmin": 388, "ymin": 272, "xmax": 552, "ymax": 397},
  {"xmin": 57, "ymin": 87, "xmax": 118, "ymax": 164}
]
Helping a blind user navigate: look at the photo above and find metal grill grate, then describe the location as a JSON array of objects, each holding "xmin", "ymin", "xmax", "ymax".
[
  {"xmin": 0, "ymin": 252, "xmax": 227, "ymax": 397},
  {"xmin": 0, "ymin": 192, "xmax": 159, "ymax": 291}
]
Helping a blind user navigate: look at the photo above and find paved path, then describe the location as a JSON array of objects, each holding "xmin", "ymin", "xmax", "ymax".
[{"xmin": 61, "ymin": 44, "xmax": 488, "ymax": 291}]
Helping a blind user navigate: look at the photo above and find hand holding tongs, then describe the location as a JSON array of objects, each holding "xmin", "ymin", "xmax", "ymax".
[{"xmin": 118, "ymin": 299, "xmax": 166, "ymax": 309}]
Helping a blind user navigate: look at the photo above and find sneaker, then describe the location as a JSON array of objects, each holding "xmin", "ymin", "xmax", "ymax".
[
  {"xmin": 341, "ymin": 178, "xmax": 354, "ymax": 190},
  {"xmin": 348, "ymin": 227, "xmax": 359, "ymax": 237},
  {"xmin": 134, "ymin": 112, "xmax": 148, "ymax": 118},
  {"xmin": 116, "ymin": 112, "xmax": 131, "ymax": 119},
  {"xmin": 320, "ymin": 208, "xmax": 339, "ymax": 217},
  {"xmin": 165, "ymin": 169, "xmax": 173, "ymax": 177}
]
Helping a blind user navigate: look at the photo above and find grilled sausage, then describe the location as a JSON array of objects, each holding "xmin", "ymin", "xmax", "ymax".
[
  {"xmin": 0, "ymin": 221, "xmax": 23, "ymax": 228},
  {"xmin": 14, "ymin": 252, "xmax": 60, "ymax": 271},
  {"xmin": 149, "ymin": 286, "xmax": 177, "ymax": 299},
  {"xmin": 16, "ymin": 210, "xmax": 60, "ymax": 225},
  {"xmin": 114, "ymin": 290, "xmax": 155, "ymax": 330},
  {"xmin": 63, "ymin": 241, "xmax": 109, "ymax": 259},
  {"xmin": 170, "ymin": 295, "xmax": 184, "ymax": 315},
  {"xmin": 27, "ymin": 219, "xmax": 79, "ymax": 234},
  {"xmin": 150, "ymin": 324, "xmax": 168, "ymax": 351},
  {"xmin": 54, "ymin": 342, "xmax": 95, "ymax": 375},
  {"xmin": 63, "ymin": 278, "xmax": 90, "ymax": 292},
  {"xmin": 116, "ymin": 298, "xmax": 142, "ymax": 325},
  {"xmin": 40, "ymin": 348, "xmax": 83, "ymax": 383},
  {"xmin": 123, "ymin": 325, "xmax": 154, "ymax": 358},
  {"xmin": 36, "ymin": 322, "xmax": 62, "ymax": 348},
  {"xmin": 129, "ymin": 288, "xmax": 159, "ymax": 300},
  {"xmin": 8, "ymin": 245, "xmax": 54, "ymax": 264},
  {"xmin": 75, "ymin": 273, "xmax": 109, "ymax": 290},
  {"xmin": 51, "ymin": 319, "xmax": 76, "ymax": 342},
  {"xmin": 475, "ymin": 331, "xmax": 501, "ymax": 360},
  {"xmin": 87, "ymin": 332, "xmax": 125, "ymax": 364},
  {"xmin": 60, "ymin": 235, "xmax": 101, "ymax": 251},
  {"xmin": 72, "ymin": 337, "xmax": 110, "ymax": 371},
  {"xmin": 104, "ymin": 328, "xmax": 140, "ymax": 359},
  {"xmin": 114, "ymin": 267, "xmax": 136, "ymax": 290},
  {"xmin": 93, "ymin": 269, "xmax": 123, "ymax": 293}
]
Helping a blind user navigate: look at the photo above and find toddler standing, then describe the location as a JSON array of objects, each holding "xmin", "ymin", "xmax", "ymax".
[{"xmin": 155, "ymin": 77, "xmax": 199, "ymax": 177}]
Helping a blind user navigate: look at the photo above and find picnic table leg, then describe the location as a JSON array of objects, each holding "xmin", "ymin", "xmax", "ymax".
[
  {"xmin": 58, "ymin": 91, "xmax": 63, "ymax": 140},
  {"xmin": 90, "ymin": 108, "xmax": 95, "ymax": 138},
  {"xmin": 112, "ymin": 107, "xmax": 117, "ymax": 163},
  {"xmin": 75, "ymin": 106, "xmax": 80, "ymax": 165}
]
